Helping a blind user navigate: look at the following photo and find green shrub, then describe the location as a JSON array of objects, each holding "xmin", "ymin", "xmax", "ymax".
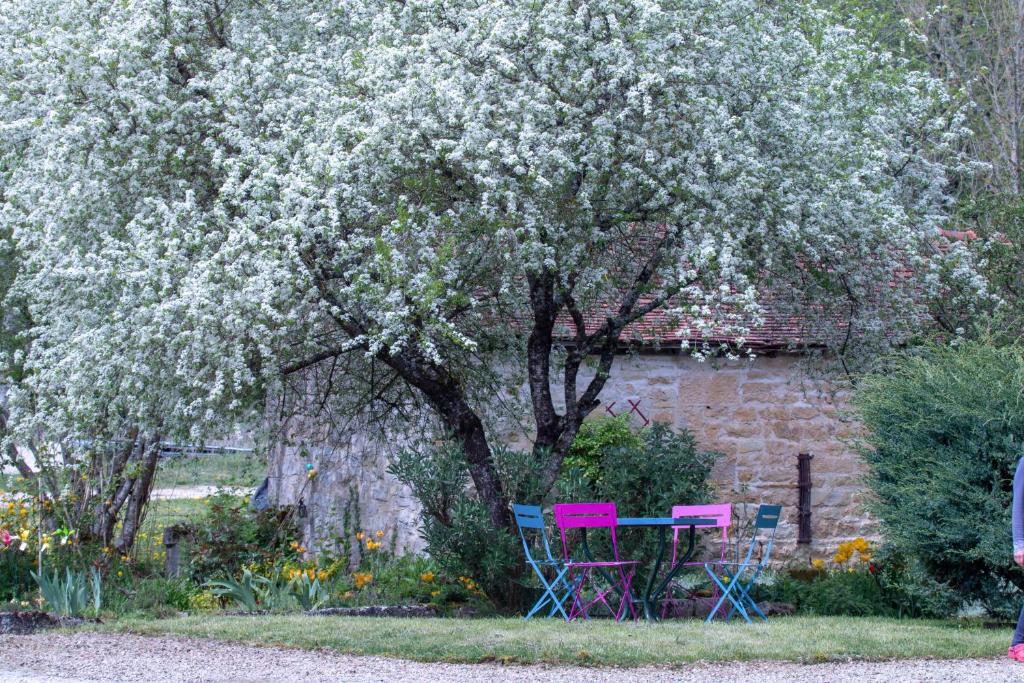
[
  {"xmin": 390, "ymin": 442, "xmax": 545, "ymax": 610},
  {"xmin": 188, "ymin": 492, "xmax": 301, "ymax": 581},
  {"xmin": 562, "ymin": 415, "xmax": 642, "ymax": 484},
  {"xmin": 871, "ymin": 545, "xmax": 960, "ymax": 619},
  {"xmin": 854, "ymin": 342, "xmax": 1024, "ymax": 618},
  {"xmin": 118, "ymin": 577, "xmax": 196, "ymax": 617},
  {"xmin": 760, "ymin": 568, "xmax": 893, "ymax": 617},
  {"xmin": 557, "ymin": 420, "xmax": 718, "ymax": 569}
]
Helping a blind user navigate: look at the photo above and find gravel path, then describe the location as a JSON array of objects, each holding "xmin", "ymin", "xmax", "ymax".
[{"xmin": 0, "ymin": 632, "xmax": 1019, "ymax": 682}]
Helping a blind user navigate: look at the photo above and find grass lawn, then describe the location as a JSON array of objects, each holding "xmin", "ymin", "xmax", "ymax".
[
  {"xmin": 101, "ymin": 615, "xmax": 1010, "ymax": 665},
  {"xmin": 153, "ymin": 452, "xmax": 264, "ymax": 490}
]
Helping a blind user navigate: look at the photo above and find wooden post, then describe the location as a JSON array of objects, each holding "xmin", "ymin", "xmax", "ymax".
[
  {"xmin": 163, "ymin": 526, "xmax": 181, "ymax": 578},
  {"xmin": 797, "ymin": 453, "xmax": 813, "ymax": 545}
]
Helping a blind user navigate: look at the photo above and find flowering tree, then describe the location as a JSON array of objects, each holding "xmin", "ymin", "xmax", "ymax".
[{"xmin": 1, "ymin": 0, "xmax": 969, "ymax": 537}]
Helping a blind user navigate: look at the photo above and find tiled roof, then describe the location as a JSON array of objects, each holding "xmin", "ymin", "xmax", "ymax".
[
  {"xmin": 556, "ymin": 305, "xmax": 814, "ymax": 350},
  {"xmin": 549, "ymin": 230, "xmax": 972, "ymax": 350}
]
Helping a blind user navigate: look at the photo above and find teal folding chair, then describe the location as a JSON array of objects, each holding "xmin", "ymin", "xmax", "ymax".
[
  {"xmin": 704, "ymin": 504, "xmax": 782, "ymax": 623},
  {"xmin": 512, "ymin": 503, "xmax": 576, "ymax": 620}
]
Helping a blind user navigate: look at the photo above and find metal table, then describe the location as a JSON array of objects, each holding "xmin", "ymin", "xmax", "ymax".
[{"xmin": 583, "ymin": 516, "xmax": 716, "ymax": 622}]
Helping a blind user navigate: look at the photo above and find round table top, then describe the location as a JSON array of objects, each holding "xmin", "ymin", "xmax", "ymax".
[{"xmin": 617, "ymin": 516, "xmax": 717, "ymax": 527}]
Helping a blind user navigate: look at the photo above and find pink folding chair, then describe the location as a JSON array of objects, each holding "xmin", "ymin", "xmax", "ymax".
[
  {"xmin": 661, "ymin": 503, "xmax": 731, "ymax": 618},
  {"xmin": 553, "ymin": 502, "xmax": 639, "ymax": 622}
]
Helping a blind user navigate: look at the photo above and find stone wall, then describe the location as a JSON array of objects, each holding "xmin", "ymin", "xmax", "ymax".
[
  {"xmin": 576, "ymin": 352, "xmax": 873, "ymax": 556},
  {"xmin": 268, "ymin": 351, "xmax": 874, "ymax": 561},
  {"xmin": 267, "ymin": 414, "xmax": 427, "ymax": 560}
]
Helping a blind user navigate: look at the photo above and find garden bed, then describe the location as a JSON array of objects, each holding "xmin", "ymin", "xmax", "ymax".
[{"xmin": 0, "ymin": 610, "xmax": 92, "ymax": 635}]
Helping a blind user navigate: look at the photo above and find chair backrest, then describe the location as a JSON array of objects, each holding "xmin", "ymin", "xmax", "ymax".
[
  {"xmin": 740, "ymin": 503, "xmax": 783, "ymax": 567},
  {"xmin": 552, "ymin": 502, "xmax": 621, "ymax": 563},
  {"xmin": 755, "ymin": 504, "xmax": 782, "ymax": 530},
  {"xmin": 670, "ymin": 503, "xmax": 731, "ymax": 564},
  {"xmin": 512, "ymin": 503, "xmax": 558, "ymax": 565}
]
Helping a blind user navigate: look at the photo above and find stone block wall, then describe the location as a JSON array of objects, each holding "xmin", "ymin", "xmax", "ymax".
[
  {"xmin": 268, "ymin": 351, "xmax": 875, "ymax": 561},
  {"xmin": 583, "ymin": 353, "xmax": 874, "ymax": 556},
  {"xmin": 267, "ymin": 415, "xmax": 427, "ymax": 563}
]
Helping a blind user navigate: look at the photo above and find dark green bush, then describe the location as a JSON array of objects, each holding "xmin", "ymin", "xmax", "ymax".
[
  {"xmin": 871, "ymin": 545, "xmax": 961, "ymax": 619},
  {"xmin": 390, "ymin": 442, "xmax": 545, "ymax": 610},
  {"xmin": 188, "ymin": 492, "xmax": 301, "ymax": 581},
  {"xmin": 117, "ymin": 577, "xmax": 196, "ymax": 617},
  {"xmin": 759, "ymin": 551, "xmax": 960, "ymax": 619},
  {"xmin": 760, "ymin": 568, "xmax": 894, "ymax": 617},
  {"xmin": 854, "ymin": 342, "xmax": 1024, "ymax": 618},
  {"xmin": 557, "ymin": 419, "xmax": 718, "ymax": 569}
]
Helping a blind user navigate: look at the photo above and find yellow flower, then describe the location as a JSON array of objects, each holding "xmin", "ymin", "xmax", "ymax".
[
  {"xmin": 289, "ymin": 541, "xmax": 299, "ymax": 550},
  {"xmin": 420, "ymin": 571, "xmax": 434, "ymax": 583},
  {"xmin": 811, "ymin": 558, "xmax": 825, "ymax": 570},
  {"xmin": 298, "ymin": 545, "xmax": 306, "ymax": 554},
  {"xmin": 375, "ymin": 530, "xmax": 384, "ymax": 539},
  {"xmin": 353, "ymin": 571, "xmax": 374, "ymax": 589},
  {"xmin": 116, "ymin": 570, "xmax": 123, "ymax": 577},
  {"xmin": 355, "ymin": 532, "xmax": 365, "ymax": 541},
  {"xmin": 342, "ymin": 590, "xmax": 354, "ymax": 599},
  {"xmin": 366, "ymin": 540, "xmax": 380, "ymax": 551},
  {"xmin": 317, "ymin": 570, "xmax": 328, "ymax": 582},
  {"xmin": 306, "ymin": 568, "xmax": 315, "ymax": 580},
  {"xmin": 430, "ymin": 590, "xmax": 440, "ymax": 598}
]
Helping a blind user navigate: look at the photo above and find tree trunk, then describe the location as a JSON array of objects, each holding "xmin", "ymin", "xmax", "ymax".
[
  {"xmin": 116, "ymin": 434, "xmax": 161, "ymax": 553},
  {"xmin": 91, "ymin": 429, "xmax": 140, "ymax": 544}
]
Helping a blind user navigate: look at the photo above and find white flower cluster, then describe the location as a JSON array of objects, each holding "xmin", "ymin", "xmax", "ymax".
[{"xmin": 0, "ymin": 0, "xmax": 970, "ymax": 442}]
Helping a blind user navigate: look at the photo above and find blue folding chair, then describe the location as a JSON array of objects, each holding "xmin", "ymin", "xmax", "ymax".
[
  {"xmin": 512, "ymin": 503, "xmax": 577, "ymax": 620},
  {"xmin": 704, "ymin": 503, "xmax": 782, "ymax": 623}
]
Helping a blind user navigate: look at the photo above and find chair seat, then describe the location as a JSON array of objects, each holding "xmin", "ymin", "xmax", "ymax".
[
  {"xmin": 566, "ymin": 560, "xmax": 639, "ymax": 568},
  {"xmin": 673, "ymin": 559, "xmax": 723, "ymax": 567}
]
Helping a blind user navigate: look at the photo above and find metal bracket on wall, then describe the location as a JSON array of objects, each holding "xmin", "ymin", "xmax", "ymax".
[{"xmin": 797, "ymin": 452, "xmax": 813, "ymax": 544}]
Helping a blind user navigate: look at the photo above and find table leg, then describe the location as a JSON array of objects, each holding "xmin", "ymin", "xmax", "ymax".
[
  {"xmin": 652, "ymin": 525, "xmax": 697, "ymax": 606},
  {"xmin": 638, "ymin": 525, "xmax": 670, "ymax": 621}
]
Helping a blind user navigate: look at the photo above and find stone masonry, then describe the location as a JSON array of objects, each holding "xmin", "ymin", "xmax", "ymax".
[{"xmin": 268, "ymin": 350, "xmax": 874, "ymax": 561}]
